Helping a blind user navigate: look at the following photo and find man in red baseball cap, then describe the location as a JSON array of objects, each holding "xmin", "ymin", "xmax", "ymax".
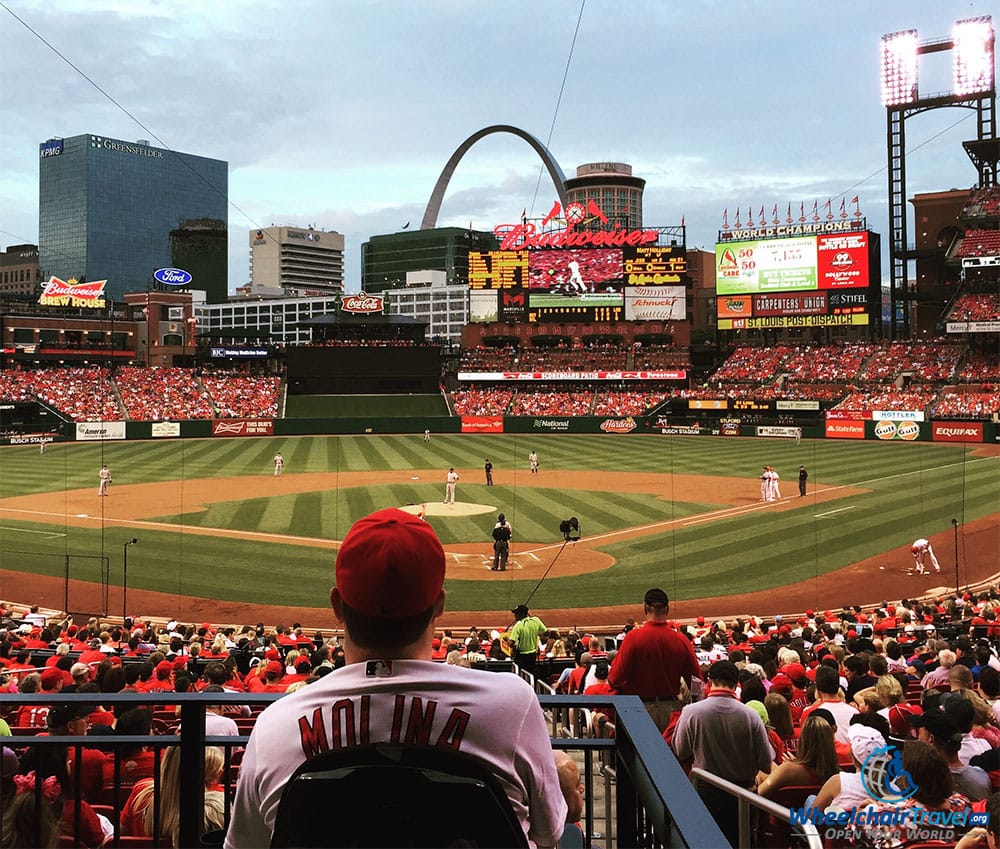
[{"xmin": 225, "ymin": 508, "xmax": 566, "ymax": 849}]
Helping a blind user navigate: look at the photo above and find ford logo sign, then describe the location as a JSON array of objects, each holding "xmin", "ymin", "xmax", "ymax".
[{"xmin": 154, "ymin": 267, "xmax": 192, "ymax": 286}]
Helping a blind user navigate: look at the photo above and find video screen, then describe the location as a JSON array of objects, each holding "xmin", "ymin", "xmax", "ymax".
[{"xmin": 527, "ymin": 248, "xmax": 624, "ymax": 308}]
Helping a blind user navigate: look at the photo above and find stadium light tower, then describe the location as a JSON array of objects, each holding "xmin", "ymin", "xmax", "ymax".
[{"xmin": 881, "ymin": 17, "xmax": 996, "ymax": 340}]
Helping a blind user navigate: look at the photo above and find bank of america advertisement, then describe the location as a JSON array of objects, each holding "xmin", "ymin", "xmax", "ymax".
[{"xmin": 715, "ymin": 232, "xmax": 869, "ymax": 295}]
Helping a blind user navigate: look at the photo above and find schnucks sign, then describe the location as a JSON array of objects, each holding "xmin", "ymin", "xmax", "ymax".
[
  {"xmin": 39, "ymin": 277, "xmax": 107, "ymax": 308},
  {"xmin": 154, "ymin": 268, "xmax": 193, "ymax": 286}
]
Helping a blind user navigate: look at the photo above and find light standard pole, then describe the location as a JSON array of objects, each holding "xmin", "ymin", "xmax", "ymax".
[
  {"xmin": 123, "ymin": 538, "xmax": 138, "ymax": 629},
  {"xmin": 952, "ymin": 518, "xmax": 960, "ymax": 596}
]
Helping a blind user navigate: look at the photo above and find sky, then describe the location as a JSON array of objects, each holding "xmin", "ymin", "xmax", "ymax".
[{"xmin": 0, "ymin": 0, "xmax": 992, "ymax": 294}]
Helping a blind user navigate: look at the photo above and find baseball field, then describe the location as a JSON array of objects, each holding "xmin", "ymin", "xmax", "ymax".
[{"xmin": 0, "ymin": 433, "xmax": 997, "ymax": 630}]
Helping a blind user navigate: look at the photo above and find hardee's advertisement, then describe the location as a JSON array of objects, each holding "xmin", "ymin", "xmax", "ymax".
[{"xmin": 39, "ymin": 277, "xmax": 107, "ymax": 308}]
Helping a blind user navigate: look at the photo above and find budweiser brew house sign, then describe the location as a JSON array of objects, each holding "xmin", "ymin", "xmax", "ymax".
[
  {"xmin": 341, "ymin": 291, "xmax": 384, "ymax": 314},
  {"xmin": 39, "ymin": 277, "xmax": 108, "ymax": 308}
]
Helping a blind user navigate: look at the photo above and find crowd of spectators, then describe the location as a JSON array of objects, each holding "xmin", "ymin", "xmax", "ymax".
[
  {"xmin": 115, "ymin": 367, "xmax": 217, "ymax": 421},
  {"xmin": 449, "ymin": 387, "xmax": 515, "ymax": 416},
  {"xmin": 509, "ymin": 388, "xmax": 595, "ymax": 416},
  {"xmin": 781, "ymin": 343, "xmax": 878, "ymax": 383},
  {"xmin": 949, "ymin": 293, "xmax": 1000, "ymax": 322},
  {"xmin": 200, "ymin": 373, "xmax": 281, "ymax": 419},
  {"xmin": 709, "ymin": 345, "xmax": 795, "ymax": 382},
  {"xmin": 955, "ymin": 229, "xmax": 1000, "ymax": 259},
  {"xmin": 967, "ymin": 187, "xmax": 1000, "ymax": 217},
  {"xmin": 0, "ymin": 366, "xmax": 122, "ymax": 421},
  {"xmin": 932, "ymin": 389, "xmax": 1000, "ymax": 419},
  {"xmin": 834, "ymin": 386, "xmax": 940, "ymax": 413},
  {"xmin": 859, "ymin": 341, "xmax": 963, "ymax": 382},
  {"xmin": 960, "ymin": 351, "xmax": 1000, "ymax": 383},
  {"xmin": 8, "ymin": 586, "xmax": 1000, "ymax": 846},
  {"xmin": 630, "ymin": 343, "xmax": 691, "ymax": 370},
  {"xmin": 593, "ymin": 388, "xmax": 671, "ymax": 416}
]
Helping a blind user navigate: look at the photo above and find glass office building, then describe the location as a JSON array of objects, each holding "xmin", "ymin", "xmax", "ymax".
[{"xmin": 38, "ymin": 134, "xmax": 228, "ymax": 302}]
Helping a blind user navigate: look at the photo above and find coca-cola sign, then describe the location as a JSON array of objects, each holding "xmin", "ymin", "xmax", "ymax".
[
  {"xmin": 39, "ymin": 277, "xmax": 107, "ymax": 308},
  {"xmin": 341, "ymin": 291, "xmax": 384, "ymax": 314}
]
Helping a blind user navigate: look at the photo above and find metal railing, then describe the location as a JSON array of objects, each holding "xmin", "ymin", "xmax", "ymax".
[{"xmin": 2, "ymin": 690, "xmax": 727, "ymax": 849}]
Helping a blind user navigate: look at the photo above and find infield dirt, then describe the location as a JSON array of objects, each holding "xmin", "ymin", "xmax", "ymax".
[{"xmin": 2, "ymin": 463, "xmax": 997, "ymax": 630}]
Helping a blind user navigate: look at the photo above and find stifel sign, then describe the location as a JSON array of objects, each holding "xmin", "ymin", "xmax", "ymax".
[{"xmin": 39, "ymin": 277, "xmax": 107, "ymax": 308}]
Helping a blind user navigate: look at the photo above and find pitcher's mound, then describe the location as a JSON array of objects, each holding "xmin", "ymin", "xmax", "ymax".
[{"xmin": 400, "ymin": 502, "xmax": 496, "ymax": 518}]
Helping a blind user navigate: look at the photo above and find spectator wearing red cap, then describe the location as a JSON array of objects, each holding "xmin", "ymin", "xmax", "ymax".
[
  {"xmin": 225, "ymin": 507, "xmax": 566, "ymax": 849},
  {"xmin": 799, "ymin": 666, "xmax": 859, "ymax": 746},
  {"xmin": 609, "ymin": 588, "xmax": 701, "ymax": 733}
]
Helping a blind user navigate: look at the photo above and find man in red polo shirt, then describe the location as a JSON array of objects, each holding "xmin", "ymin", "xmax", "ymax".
[{"xmin": 608, "ymin": 587, "xmax": 700, "ymax": 732}]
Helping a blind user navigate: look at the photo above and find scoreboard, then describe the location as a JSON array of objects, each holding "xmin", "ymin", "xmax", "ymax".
[
  {"xmin": 714, "ymin": 230, "xmax": 877, "ymax": 329},
  {"xmin": 468, "ymin": 243, "xmax": 687, "ymax": 323}
]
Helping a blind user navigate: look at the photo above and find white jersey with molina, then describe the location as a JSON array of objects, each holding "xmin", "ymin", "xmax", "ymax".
[{"xmin": 224, "ymin": 660, "xmax": 567, "ymax": 849}]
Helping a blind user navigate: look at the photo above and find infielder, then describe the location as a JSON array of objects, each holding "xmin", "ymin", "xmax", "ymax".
[
  {"xmin": 759, "ymin": 467, "xmax": 769, "ymax": 501},
  {"xmin": 273, "ymin": 452, "xmax": 284, "ymax": 476},
  {"xmin": 911, "ymin": 538, "xmax": 941, "ymax": 574},
  {"xmin": 444, "ymin": 468, "xmax": 459, "ymax": 504},
  {"xmin": 529, "ymin": 451, "xmax": 539, "ymax": 475},
  {"xmin": 770, "ymin": 467, "xmax": 781, "ymax": 500},
  {"xmin": 98, "ymin": 465, "xmax": 111, "ymax": 496}
]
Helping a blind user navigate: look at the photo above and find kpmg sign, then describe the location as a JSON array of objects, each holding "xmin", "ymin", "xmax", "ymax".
[
  {"xmin": 39, "ymin": 139, "xmax": 63, "ymax": 158},
  {"xmin": 154, "ymin": 268, "xmax": 193, "ymax": 286}
]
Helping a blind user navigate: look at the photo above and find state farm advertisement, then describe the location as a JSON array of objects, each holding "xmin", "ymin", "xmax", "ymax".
[
  {"xmin": 932, "ymin": 422, "xmax": 984, "ymax": 443},
  {"xmin": 461, "ymin": 416, "xmax": 503, "ymax": 433},
  {"xmin": 825, "ymin": 420, "xmax": 865, "ymax": 439},
  {"xmin": 817, "ymin": 232, "xmax": 868, "ymax": 289},
  {"xmin": 212, "ymin": 419, "xmax": 274, "ymax": 436}
]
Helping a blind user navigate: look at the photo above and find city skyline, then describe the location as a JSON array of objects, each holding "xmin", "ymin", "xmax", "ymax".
[{"xmin": 0, "ymin": 1, "xmax": 990, "ymax": 294}]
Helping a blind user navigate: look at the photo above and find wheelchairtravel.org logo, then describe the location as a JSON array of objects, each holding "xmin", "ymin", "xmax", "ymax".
[{"xmin": 789, "ymin": 746, "xmax": 989, "ymax": 843}]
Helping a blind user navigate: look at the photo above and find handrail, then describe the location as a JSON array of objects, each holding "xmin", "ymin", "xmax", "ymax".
[
  {"xmin": 3, "ymin": 691, "xmax": 727, "ymax": 848},
  {"xmin": 690, "ymin": 767, "xmax": 823, "ymax": 849}
]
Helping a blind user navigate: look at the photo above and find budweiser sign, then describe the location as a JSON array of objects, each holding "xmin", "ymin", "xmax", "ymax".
[
  {"xmin": 341, "ymin": 291, "xmax": 384, "ymax": 314},
  {"xmin": 212, "ymin": 419, "xmax": 274, "ymax": 436},
  {"xmin": 39, "ymin": 277, "xmax": 107, "ymax": 308},
  {"xmin": 600, "ymin": 417, "xmax": 637, "ymax": 433}
]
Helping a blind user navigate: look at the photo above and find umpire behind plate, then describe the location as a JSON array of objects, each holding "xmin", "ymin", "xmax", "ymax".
[{"xmin": 491, "ymin": 513, "xmax": 512, "ymax": 571}]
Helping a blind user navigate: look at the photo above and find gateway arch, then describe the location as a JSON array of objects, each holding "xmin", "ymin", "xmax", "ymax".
[{"xmin": 420, "ymin": 125, "xmax": 568, "ymax": 230}]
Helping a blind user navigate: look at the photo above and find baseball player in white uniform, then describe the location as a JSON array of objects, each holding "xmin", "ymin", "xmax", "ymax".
[
  {"xmin": 770, "ymin": 467, "xmax": 781, "ymax": 501},
  {"xmin": 911, "ymin": 538, "xmax": 941, "ymax": 574},
  {"xmin": 567, "ymin": 259, "xmax": 587, "ymax": 294},
  {"xmin": 224, "ymin": 508, "xmax": 566, "ymax": 849},
  {"xmin": 529, "ymin": 451, "xmax": 539, "ymax": 475},
  {"xmin": 444, "ymin": 468, "xmax": 459, "ymax": 503},
  {"xmin": 273, "ymin": 452, "xmax": 284, "ymax": 476},
  {"xmin": 98, "ymin": 465, "xmax": 111, "ymax": 496}
]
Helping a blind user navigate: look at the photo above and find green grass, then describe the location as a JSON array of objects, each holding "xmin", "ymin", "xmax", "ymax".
[{"xmin": 0, "ymin": 435, "xmax": 995, "ymax": 611}]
